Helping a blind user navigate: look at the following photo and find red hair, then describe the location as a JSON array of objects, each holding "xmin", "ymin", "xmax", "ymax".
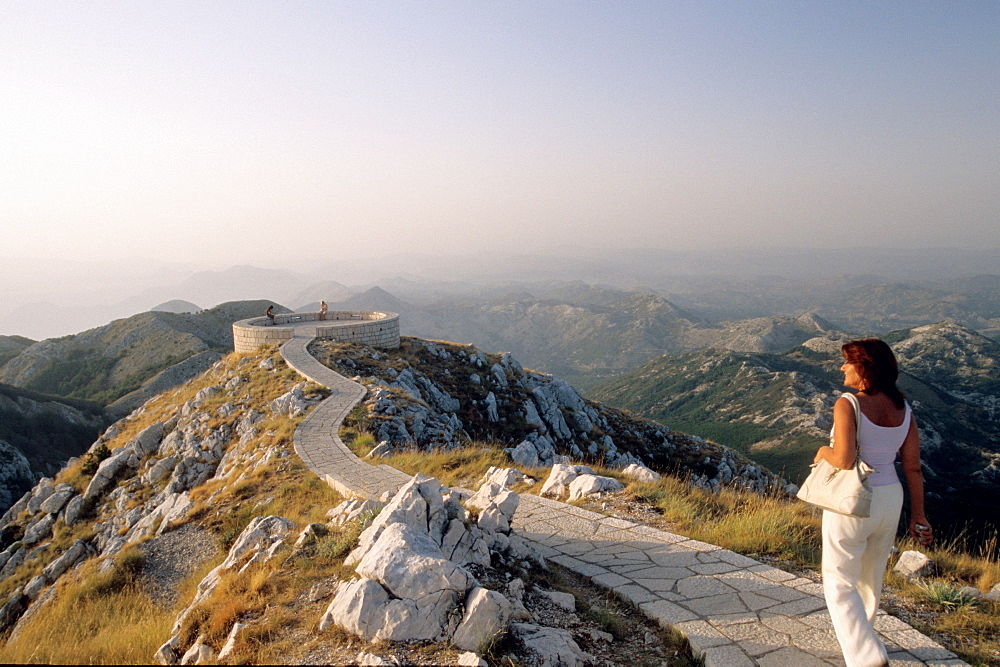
[{"xmin": 841, "ymin": 339, "xmax": 905, "ymax": 408}]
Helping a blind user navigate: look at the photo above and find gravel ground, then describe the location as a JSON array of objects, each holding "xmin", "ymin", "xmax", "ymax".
[{"xmin": 138, "ymin": 523, "xmax": 219, "ymax": 608}]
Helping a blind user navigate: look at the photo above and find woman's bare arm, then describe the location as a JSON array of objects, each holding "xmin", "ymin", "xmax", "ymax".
[
  {"xmin": 813, "ymin": 396, "xmax": 857, "ymax": 469},
  {"xmin": 899, "ymin": 415, "xmax": 932, "ymax": 545}
]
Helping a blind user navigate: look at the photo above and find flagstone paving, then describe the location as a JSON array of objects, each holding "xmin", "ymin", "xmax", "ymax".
[{"xmin": 272, "ymin": 322, "xmax": 967, "ymax": 667}]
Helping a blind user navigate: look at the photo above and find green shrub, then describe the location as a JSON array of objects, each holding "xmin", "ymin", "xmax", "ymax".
[{"xmin": 80, "ymin": 442, "xmax": 111, "ymax": 477}]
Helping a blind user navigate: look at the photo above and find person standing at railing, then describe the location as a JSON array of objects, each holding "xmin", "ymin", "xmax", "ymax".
[
  {"xmin": 266, "ymin": 305, "xmax": 274, "ymax": 324},
  {"xmin": 320, "ymin": 301, "xmax": 328, "ymax": 321}
]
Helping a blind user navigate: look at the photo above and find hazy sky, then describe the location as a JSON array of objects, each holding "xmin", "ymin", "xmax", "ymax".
[{"xmin": 2, "ymin": 1, "xmax": 998, "ymax": 268}]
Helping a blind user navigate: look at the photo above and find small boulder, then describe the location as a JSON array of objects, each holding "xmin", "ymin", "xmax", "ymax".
[
  {"xmin": 567, "ymin": 474, "xmax": 625, "ymax": 501},
  {"xmin": 23, "ymin": 574, "xmax": 47, "ymax": 600},
  {"xmin": 512, "ymin": 623, "xmax": 592, "ymax": 667},
  {"xmin": 506, "ymin": 441, "xmax": 539, "ymax": 468},
  {"xmin": 39, "ymin": 484, "xmax": 76, "ymax": 515},
  {"xmin": 451, "ymin": 586, "xmax": 513, "ymax": 652},
  {"xmin": 539, "ymin": 589, "xmax": 576, "ymax": 612},
  {"xmin": 893, "ymin": 550, "xmax": 935, "ymax": 579},
  {"xmin": 479, "ymin": 466, "xmax": 530, "ymax": 489},
  {"xmin": 621, "ymin": 463, "xmax": 661, "ymax": 483},
  {"xmin": 540, "ymin": 464, "xmax": 594, "ymax": 498},
  {"xmin": 457, "ymin": 652, "xmax": 487, "ymax": 666}
]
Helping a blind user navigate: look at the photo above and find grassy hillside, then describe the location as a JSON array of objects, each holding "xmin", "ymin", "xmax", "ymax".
[
  {"xmin": 588, "ymin": 324, "xmax": 1000, "ymax": 542},
  {"xmin": 588, "ymin": 347, "xmax": 841, "ymax": 483},
  {"xmin": 0, "ymin": 300, "xmax": 274, "ymax": 405}
]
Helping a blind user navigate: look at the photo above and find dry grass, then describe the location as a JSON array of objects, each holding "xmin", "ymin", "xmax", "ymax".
[
  {"xmin": 626, "ymin": 476, "xmax": 822, "ymax": 567},
  {"xmin": 376, "ymin": 442, "xmax": 1000, "ymax": 664},
  {"xmin": 371, "ymin": 443, "xmax": 511, "ymax": 489},
  {"xmin": 0, "ymin": 547, "xmax": 177, "ymax": 664},
  {"xmin": 0, "ymin": 347, "xmax": 337, "ymax": 664}
]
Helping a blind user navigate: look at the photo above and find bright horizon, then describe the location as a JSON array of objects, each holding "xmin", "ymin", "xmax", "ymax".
[{"xmin": 1, "ymin": 1, "xmax": 997, "ymax": 268}]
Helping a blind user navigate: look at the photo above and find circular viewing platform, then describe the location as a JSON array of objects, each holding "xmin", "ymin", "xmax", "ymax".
[{"xmin": 232, "ymin": 310, "xmax": 400, "ymax": 354}]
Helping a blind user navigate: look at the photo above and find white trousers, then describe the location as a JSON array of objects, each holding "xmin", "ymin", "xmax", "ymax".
[{"xmin": 822, "ymin": 482, "xmax": 903, "ymax": 667}]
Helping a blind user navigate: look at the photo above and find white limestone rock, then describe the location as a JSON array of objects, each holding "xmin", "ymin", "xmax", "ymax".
[
  {"xmin": 484, "ymin": 392, "xmax": 499, "ymax": 422},
  {"xmin": 479, "ymin": 466, "xmax": 529, "ymax": 490},
  {"xmin": 22, "ymin": 514, "xmax": 55, "ymax": 545},
  {"xmin": 0, "ymin": 442, "xmax": 35, "ymax": 516},
  {"xmin": 506, "ymin": 440, "xmax": 539, "ymax": 468},
  {"xmin": 567, "ymin": 474, "xmax": 625, "ymax": 501},
  {"xmin": 268, "ymin": 384, "xmax": 310, "ymax": 417},
  {"xmin": 540, "ymin": 463, "xmax": 594, "ymax": 498},
  {"xmin": 367, "ymin": 442, "xmax": 394, "ymax": 459},
  {"xmin": 42, "ymin": 538, "xmax": 90, "ymax": 580},
  {"xmin": 506, "ymin": 578, "xmax": 532, "ymax": 620},
  {"xmin": 540, "ymin": 589, "xmax": 576, "ymax": 612},
  {"xmin": 457, "ymin": 652, "xmax": 488, "ymax": 666},
  {"xmin": 294, "ymin": 522, "xmax": 329, "ymax": 548},
  {"xmin": 62, "ymin": 495, "xmax": 86, "ymax": 525},
  {"xmin": 216, "ymin": 622, "xmax": 246, "ymax": 662},
  {"xmin": 452, "ymin": 586, "xmax": 513, "ymax": 652},
  {"xmin": 467, "ymin": 482, "xmax": 519, "ymax": 522},
  {"xmin": 346, "ymin": 474, "xmax": 448, "ymax": 567},
  {"xmin": 39, "ymin": 484, "xmax": 76, "ymax": 515},
  {"xmin": 26, "ymin": 478, "xmax": 56, "ymax": 513},
  {"xmin": 84, "ymin": 449, "xmax": 136, "ymax": 500},
  {"xmin": 132, "ymin": 421, "xmax": 165, "ymax": 457},
  {"xmin": 144, "ymin": 456, "xmax": 179, "ymax": 484},
  {"xmin": 179, "ymin": 634, "xmax": 215, "ymax": 665},
  {"xmin": 523, "ymin": 399, "xmax": 545, "ymax": 429},
  {"xmin": 223, "ymin": 516, "xmax": 295, "ymax": 571},
  {"xmin": 154, "ymin": 634, "xmax": 181, "ymax": 665},
  {"xmin": 355, "ymin": 521, "xmax": 473, "ymax": 614},
  {"xmin": 531, "ymin": 387, "xmax": 573, "ymax": 440},
  {"xmin": 893, "ymin": 550, "xmax": 935, "ymax": 579},
  {"xmin": 308, "ymin": 581, "xmax": 334, "ymax": 602},
  {"xmin": 356, "ymin": 652, "xmax": 393, "ymax": 666},
  {"xmin": 512, "ymin": 623, "xmax": 593, "ymax": 667},
  {"xmin": 23, "ymin": 574, "xmax": 47, "ymax": 600},
  {"xmin": 621, "ymin": 463, "xmax": 661, "ymax": 483},
  {"xmin": 319, "ymin": 577, "xmax": 389, "ymax": 635},
  {"xmin": 326, "ymin": 498, "xmax": 384, "ymax": 528}
]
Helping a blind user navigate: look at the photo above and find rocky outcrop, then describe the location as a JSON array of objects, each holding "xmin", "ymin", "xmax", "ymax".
[
  {"xmin": 0, "ymin": 440, "xmax": 35, "ymax": 516},
  {"xmin": 156, "ymin": 516, "xmax": 294, "ymax": 664},
  {"xmin": 0, "ymin": 351, "xmax": 325, "ymax": 648},
  {"xmin": 322, "ymin": 338, "xmax": 788, "ymax": 494},
  {"xmin": 319, "ymin": 472, "xmax": 548, "ymax": 654},
  {"xmin": 108, "ymin": 351, "xmax": 224, "ymax": 415}
]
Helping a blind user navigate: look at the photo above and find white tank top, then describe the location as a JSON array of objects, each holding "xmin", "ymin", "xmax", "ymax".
[{"xmin": 852, "ymin": 395, "xmax": 911, "ymax": 487}]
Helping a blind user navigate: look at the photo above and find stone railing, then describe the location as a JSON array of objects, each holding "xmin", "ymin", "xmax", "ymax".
[{"xmin": 232, "ymin": 310, "xmax": 400, "ymax": 353}]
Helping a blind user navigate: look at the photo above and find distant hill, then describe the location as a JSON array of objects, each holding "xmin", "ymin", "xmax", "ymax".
[
  {"xmin": 0, "ymin": 300, "xmax": 276, "ymax": 407},
  {"xmin": 402, "ymin": 291, "xmax": 711, "ymax": 390},
  {"xmin": 394, "ymin": 287, "xmax": 843, "ymax": 390},
  {"xmin": 588, "ymin": 322, "xmax": 1000, "ymax": 537},
  {"xmin": 0, "ymin": 335, "xmax": 35, "ymax": 368},
  {"xmin": 151, "ymin": 299, "xmax": 200, "ymax": 313},
  {"xmin": 664, "ymin": 274, "xmax": 1000, "ymax": 339},
  {"xmin": 290, "ymin": 280, "xmax": 353, "ymax": 308}
]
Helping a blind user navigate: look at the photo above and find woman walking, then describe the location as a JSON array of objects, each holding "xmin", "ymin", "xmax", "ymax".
[{"xmin": 813, "ymin": 339, "xmax": 932, "ymax": 666}]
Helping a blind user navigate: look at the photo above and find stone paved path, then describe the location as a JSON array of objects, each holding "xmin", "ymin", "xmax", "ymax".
[{"xmin": 274, "ymin": 324, "xmax": 967, "ymax": 667}]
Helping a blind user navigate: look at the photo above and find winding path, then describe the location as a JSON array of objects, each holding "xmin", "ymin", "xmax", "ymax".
[{"xmin": 275, "ymin": 322, "xmax": 965, "ymax": 667}]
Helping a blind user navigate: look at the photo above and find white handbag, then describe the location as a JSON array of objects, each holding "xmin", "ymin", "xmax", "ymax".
[{"xmin": 797, "ymin": 393, "xmax": 875, "ymax": 518}]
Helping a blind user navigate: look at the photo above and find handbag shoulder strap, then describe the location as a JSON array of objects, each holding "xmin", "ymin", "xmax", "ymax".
[{"xmin": 841, "ymin": 392, "xmax": 861, "ymax": 453}]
